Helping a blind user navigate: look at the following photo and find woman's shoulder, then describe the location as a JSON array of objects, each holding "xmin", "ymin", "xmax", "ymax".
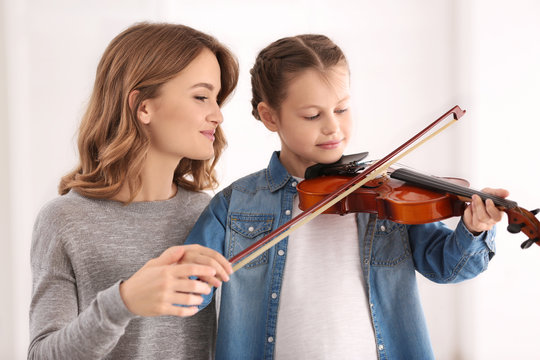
[
  {"xmin": 36, "ymin": 191, "xmax": 90, "ymax": 223},
  {"xmin": 33, "ymin": 191, "xmax": 97, "ymax": 236}
]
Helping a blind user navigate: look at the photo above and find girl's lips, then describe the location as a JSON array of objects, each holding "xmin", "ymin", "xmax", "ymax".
[
  {"xmin": 200, "ymin": 130, "xmax": 215, "ymax": 141},
  {"xmin": 316, "ymin": 139, "xmax": 342, "ymax": 150}
]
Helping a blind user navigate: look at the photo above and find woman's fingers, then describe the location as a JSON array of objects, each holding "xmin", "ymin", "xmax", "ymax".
[
  {"xmin": 179, "ymin": 245, "xmax": 233, "ymax": 281},
  {"xmin": 171, "ymin": 263, "xmax": 223, "ymax": 288}
]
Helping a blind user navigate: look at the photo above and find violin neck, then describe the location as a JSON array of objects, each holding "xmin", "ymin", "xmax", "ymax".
[{"xmin": 390, "ymin": 168, "xmax": 517, "ymax": 209}]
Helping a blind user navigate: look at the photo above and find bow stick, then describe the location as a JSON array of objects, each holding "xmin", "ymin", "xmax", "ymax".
[{"xmin": 230, "ymin": 105, "xmax": 466, "ymax": 272}]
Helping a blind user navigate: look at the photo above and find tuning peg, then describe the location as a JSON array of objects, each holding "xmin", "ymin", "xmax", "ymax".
[
  {"xmin": 507, "ymin": 222, "xmax": 525, "ymax": 234},
  {"xmin": 521, "ymin": 238, "xmax": 539, "ymax": 249},
  {"xmin": 531, "ymin": 208, "xmax": 540, "ymax": 216}
]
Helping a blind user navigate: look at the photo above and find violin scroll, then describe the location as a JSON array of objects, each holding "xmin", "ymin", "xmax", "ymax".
[{"xmin": 505, "ymin": 207, "xmax": 540, "ymax": 249}]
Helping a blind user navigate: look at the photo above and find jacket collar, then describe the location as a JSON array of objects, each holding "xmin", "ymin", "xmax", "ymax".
[{"xmin": 265, "ymin": 151, "xmax": 292, "ymax": 192}]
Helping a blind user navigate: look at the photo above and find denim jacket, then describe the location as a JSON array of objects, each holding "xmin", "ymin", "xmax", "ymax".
[{"xmin": 185, "ymin": 152, "xmax": 496, "ymax": 360}]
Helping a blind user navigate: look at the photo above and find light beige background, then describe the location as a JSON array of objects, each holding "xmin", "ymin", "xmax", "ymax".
[{"xmin": 1, "ymin": 1, "xmax": 539, "ymax": 359}]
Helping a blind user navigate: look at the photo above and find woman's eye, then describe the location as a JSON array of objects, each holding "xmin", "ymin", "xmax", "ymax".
[
  {"xmin": 195, "ymin": 96, "xmax": 208, "ymax": 102},
  {"xmin": 335, "ymin": 108, "xmax": 348, "ymax": 114},
  {"xmin": 304, "ymin": 114, "xmax": 320, "ymax": 120}
]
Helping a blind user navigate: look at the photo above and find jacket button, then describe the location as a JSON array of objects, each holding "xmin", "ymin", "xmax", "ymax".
[
  {"xmin": 378, "ymin": 344, "xmax": 384, "ymax": 351},
  {"xmin": 271, "ymin": 293, "xmax": 278, "ymax": 299},
  {"xmin": 380, "ymin": 225, "xmax": 386, "ymax": 231},
  {"xmin": 278, "ymin": 250, "xmax": 285, "ymax": 256},
  {"xmin": 285, "ymin": 210, "xmax": 291, "ymax": 215},
  {"xmin": 291, "ymin": 181, "xmax": 297, "ymax": 187},
  {"xmin": 268, "ymin": 337, "xmax": 274, "ymax": 343},
  {"xmin": 248, "ymin": 226, "xmax": 254, "ymax": 232}
]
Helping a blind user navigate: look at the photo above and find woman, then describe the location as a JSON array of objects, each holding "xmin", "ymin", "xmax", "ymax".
[{"xmin": 28, "ymin": 22, "xmax": 235, "ymax": 359}]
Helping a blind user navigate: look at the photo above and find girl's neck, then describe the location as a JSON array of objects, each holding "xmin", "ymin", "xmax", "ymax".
[{"xmin": 279, "ymin": 149, "xmax": 314, "ymax": 179}]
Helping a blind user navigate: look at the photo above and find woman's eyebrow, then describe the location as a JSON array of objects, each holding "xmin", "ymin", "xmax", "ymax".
[{"xmin": 190, "ymin": 82, "xmax": 215, "ymax": 90}]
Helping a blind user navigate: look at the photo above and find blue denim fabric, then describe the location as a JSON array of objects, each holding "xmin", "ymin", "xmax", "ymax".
[{"xmin": 185, "ymin": 151, "xmax": 496, "ymax": 360}]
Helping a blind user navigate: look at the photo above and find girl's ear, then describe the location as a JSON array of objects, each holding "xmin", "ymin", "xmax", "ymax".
[
  {"xmin": 128, "ymin": 90, "xmax": 152, "ymax": 125},
  {"xmin": 258, "ymin": 102, "xmax": 279, "ymax": 132}
]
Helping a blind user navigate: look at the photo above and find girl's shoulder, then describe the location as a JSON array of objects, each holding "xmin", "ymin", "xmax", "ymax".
[{"xmin": 228, "ymin": 168, "xmax": 268, "ymax": 193}]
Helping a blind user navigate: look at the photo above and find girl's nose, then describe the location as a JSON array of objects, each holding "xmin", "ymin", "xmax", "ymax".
[{"xmin": 321, "ymin": 113, "xmax": 339, "ymax": 135}]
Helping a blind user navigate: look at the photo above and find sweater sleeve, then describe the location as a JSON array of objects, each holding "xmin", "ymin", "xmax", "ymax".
[{"xmin": 28, "ymin": 205, "xmax": 137, "ymax": 360}]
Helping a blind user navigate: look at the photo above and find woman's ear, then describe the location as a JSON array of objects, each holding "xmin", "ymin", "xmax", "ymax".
[
  {"xmin": 128, "ymin": 90, "xmax": 151, "ymax": 125},
  {"xmin": 258, "ymin": 102, "xmax": 279, "ymax": 132}
]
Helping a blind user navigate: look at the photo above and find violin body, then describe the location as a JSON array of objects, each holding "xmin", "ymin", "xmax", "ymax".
[{"xmin": 297, "ymin": 173, "xmax": 469, "ymax": 224}]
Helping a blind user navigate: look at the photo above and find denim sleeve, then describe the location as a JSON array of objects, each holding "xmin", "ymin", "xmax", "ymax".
[
  {"xmin": 184, "ymin": 191, "xmax": 229, "ymax": 309},
  {"xmin": 408, "ymin": 219, "xmax": 496, "ymax": 284}
]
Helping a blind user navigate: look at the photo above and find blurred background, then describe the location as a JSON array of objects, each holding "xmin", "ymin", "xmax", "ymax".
[{"xmin": 1, "ymin": 0, "xmax": 539, "ymax": 359}]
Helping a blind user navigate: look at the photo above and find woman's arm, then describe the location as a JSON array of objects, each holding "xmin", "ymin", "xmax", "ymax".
[{"xmin": 28, "ymin": 212, "xmax": 226, "ymax": 359}]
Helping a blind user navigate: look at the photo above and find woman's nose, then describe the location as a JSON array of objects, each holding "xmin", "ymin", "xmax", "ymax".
[{"xmin": 208, "ymin": 102, "xmax": 223, "ymax": 125}]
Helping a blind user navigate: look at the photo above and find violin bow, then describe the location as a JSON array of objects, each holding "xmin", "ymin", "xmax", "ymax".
[{"xmin": 230, "ymin": 105, "xmax": 466, "ymax": 272}]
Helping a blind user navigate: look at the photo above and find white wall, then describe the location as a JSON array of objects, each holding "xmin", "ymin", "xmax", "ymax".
[{"xmin": 2, "ymin": 1, "xmax": 539, "ymax": 359}]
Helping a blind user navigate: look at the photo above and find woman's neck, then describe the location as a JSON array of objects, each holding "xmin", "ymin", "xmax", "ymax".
[{"xmin": 114, "ymin": 150, "xmax": 180, "ymax": 202}]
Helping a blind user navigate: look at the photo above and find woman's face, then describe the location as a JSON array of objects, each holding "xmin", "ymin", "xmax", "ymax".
[
  {"xmin": 142, "ymin": 48, "xmax": 223, "ymax": 162},
  {"xmin": 273, "ymin": 65, "xmax": 352, "ymax": 178}
]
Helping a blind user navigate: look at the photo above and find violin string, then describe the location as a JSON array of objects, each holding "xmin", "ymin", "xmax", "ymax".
[{"xmin": 391, "ymin": 169, "xmax": 518, "ymax": 209}]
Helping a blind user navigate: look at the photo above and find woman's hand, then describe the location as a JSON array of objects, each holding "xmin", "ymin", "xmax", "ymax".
[
  {"xmin": 176, "ymin": 244, "xmax": 233, "ymax": 287},
  {"xmin": 119, "ymin": 245, "xmax": 231, "ymax": 317},
  {"xmin": 462, "ymin": 188, "xmax": 510, "ymax": 235}
]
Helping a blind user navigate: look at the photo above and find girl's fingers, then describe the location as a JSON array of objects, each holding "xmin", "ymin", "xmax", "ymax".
[
  {"xmin": 472, "ymin": 195, "xmax": 489, "ymax": 224},
  {"xmin": 485, "ymin": 199, "xmax": 503, "ymax": 222}
]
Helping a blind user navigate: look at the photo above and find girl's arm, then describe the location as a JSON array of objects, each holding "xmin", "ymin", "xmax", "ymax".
[{"xmin": 408, "ymin": 219, "xmax": 495, "ymax": 284}]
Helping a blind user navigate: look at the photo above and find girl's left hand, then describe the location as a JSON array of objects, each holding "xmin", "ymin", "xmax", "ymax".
[{"xmin": 462, "ymin": 187, "xmax": 510, "ymax": 235}]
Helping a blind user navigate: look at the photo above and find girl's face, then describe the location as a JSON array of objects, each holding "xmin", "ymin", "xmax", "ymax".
[
  {"xmin": 142, "ymin": 48, "xmax": 223, "ymax": 163},
  {"xmin": 271, "ymin": 65, "xmax": 352, "ymax": 178}
]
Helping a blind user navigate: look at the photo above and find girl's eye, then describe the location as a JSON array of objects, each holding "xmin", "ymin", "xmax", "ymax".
[
  {"xmin": 335, "ymin": 108, "xmax": 348, "ymax": 114},
  {"xmin": 304, "ymin": 114, "xmax": 320, "ymax": 120},
  {"xmin": 195, "ymin": 96, "xmax": 208, "ymax": 102}
]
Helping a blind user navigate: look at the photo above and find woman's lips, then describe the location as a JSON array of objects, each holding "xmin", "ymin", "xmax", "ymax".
[
  {"xmin": 316, "ymin": 139, "xmax": 342, "ymax": 150},
  {"xmin": 200, "ymin": 130, "xmax": 215, "ymax": 141}
]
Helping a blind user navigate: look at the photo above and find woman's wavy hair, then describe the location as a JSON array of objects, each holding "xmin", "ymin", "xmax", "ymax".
[
  {"xmin": 250, "ymin": 34, "xmax": 347, "ymax": 120},
  {"xmin": 59, "ymin": 22, "xmax": 239, "ymax": 201}
]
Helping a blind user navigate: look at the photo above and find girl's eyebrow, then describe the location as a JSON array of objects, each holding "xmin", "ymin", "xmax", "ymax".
[
  {"xmin": 337, "ymin": 95, "xmax": 351, "ymax": 103},
  {"xmin": 297, "ymin": 95, "xmax": 351, "ymax": 110}
]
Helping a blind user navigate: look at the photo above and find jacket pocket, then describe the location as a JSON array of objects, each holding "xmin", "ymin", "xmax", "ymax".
[
  {"xmin": 370, "ymin": 220, "xmax": 411, "ymax": 266},
  {"xmin": 229, "ymin": 213, "xmax": 274, "ymax": 269}
]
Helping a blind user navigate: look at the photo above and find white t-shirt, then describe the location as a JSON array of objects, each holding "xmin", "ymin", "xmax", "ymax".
[{"xmin": 275, "ymin": 193, "xmax": 378, "ymax": 359}]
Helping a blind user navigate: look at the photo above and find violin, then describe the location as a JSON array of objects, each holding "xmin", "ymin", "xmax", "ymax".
[
  {"xmin": 298, "ymin": 154, "xmax": 540, "ymax": 249},
  {"xmin": 229, "ymin": 106, "xmax": 539, "ymax": 272}
]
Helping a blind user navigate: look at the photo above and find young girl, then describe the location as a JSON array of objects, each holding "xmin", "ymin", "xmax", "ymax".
[
  {"xmin": 184, "ymin": 34, "xmax": 508, "ymax": 359},
  {"xmin": 28, "ymin": 23, "xmax": 234, "ymax": 359}
]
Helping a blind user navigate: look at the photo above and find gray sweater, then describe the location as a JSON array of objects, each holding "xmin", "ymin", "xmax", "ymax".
[{"xmin": 28, "ymin": 188, "xmax": 216, "ymax": 360}]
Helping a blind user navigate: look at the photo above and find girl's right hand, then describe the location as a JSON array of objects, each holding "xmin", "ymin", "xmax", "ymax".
[{"xmin": 119, "ymin": 245, "xmax": 230, "ymax": 317}]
